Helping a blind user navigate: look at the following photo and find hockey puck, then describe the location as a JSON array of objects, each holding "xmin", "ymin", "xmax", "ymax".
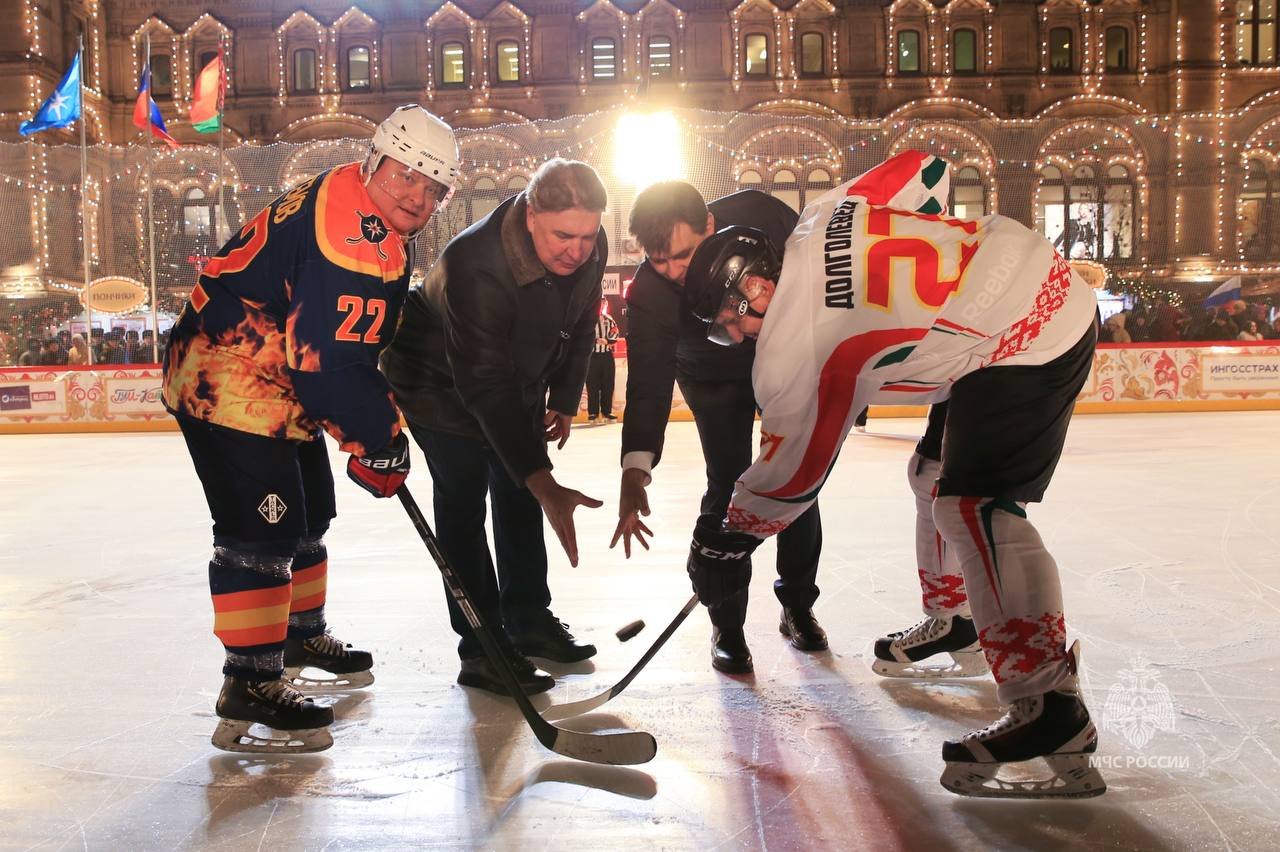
[{"xmin": 615, "ymin": 619, "xmax": 646, "ymax": 642}]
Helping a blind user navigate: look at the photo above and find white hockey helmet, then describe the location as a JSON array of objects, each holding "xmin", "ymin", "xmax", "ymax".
[{"xmin": 367, "ymin": 104, "xmax": 461, "ymax": 208}]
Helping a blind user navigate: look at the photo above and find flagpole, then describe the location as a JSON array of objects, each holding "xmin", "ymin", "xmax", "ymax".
[
  {"xmin": 78, "ymin": 33, "xmax": 93, "ymax": 366},
  {"xmin": 145, "ymin": 33, "xmax": 159, "ymax": 363},
  {"xmin": 217, "ymin": 36, "xmax": 227, "ymax": 244}
]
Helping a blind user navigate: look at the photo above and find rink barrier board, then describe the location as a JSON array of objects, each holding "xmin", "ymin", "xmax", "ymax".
[{"xmin": 2, "ymin": 342, "xmax": 1278, "ymax": 434}]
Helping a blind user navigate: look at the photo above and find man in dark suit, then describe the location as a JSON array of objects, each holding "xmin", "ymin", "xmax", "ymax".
[
  {"xmin": 611, "ymin": 181, "xmax": 826, "ymax": 674},
  {"xmin": 382, "ymin": 158, "xmax": 607, "ymax": 696}
]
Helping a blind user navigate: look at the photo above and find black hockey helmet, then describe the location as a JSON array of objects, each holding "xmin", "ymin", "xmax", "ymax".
[{"xmin": 684, "ymin": 225, "xmax": 782, "ymax": 346}]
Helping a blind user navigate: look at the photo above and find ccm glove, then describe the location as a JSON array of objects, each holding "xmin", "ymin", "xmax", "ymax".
[
  {"xmin": 686, "ymin": 516, "xmax": 762, "ymax": 608},
  {"xmin": 347, "ymin": 432, "xmax": 410, "ymax": 498}
]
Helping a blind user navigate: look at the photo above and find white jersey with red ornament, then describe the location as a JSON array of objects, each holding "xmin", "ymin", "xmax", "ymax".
[{"xmin": 727, "ymin": 151, "xmax": 1098, "ymax": 538}]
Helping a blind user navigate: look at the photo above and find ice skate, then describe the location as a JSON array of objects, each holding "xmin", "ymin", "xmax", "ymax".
[
  {"xmin": 283, "ymin": 631, "xmax": 375, "ymax": 693},
  {"xmin": 211, "ymin": 675, "xmax": 335, "ymax": 754},
  {"xmin": 939, "ymin": 643, "xmax": 1106, "ymax": 799},
  {"xmin": 871, "ymin": 614, "xmax": 988, "ymax": 678}
]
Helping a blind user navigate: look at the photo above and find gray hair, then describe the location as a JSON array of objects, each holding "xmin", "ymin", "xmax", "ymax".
[{"xmin": 526, "ymin": 158, "xmax": 607, "ymax": 214}]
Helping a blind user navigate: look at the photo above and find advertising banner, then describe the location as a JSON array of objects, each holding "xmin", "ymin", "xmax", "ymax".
[
  {"xmin": 1201, "ymin": 352, "xmax": 1280, "ymax": 392},
  {"xmin": 104, "ymin": 375, "xmax": 165, "ymax": 415},
  {"xmin": 0, "ymin": 380, "xmax": 65, "ymax": 416}
]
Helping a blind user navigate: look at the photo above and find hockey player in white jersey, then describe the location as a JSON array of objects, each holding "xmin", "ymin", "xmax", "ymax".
[{"xmin": 681, "ymin": 151, "xmax": 1105, "ymax": 799}]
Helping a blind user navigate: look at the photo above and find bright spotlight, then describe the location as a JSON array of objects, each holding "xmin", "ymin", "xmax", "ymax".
[{"xmin": 614, "ymin": 112, "xmax": 684, "ymax": 189}]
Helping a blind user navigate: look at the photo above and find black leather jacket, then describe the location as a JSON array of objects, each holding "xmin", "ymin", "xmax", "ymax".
[{"xmin": 381, "ymin": 193, "xmax": 606, "ymax": 484}]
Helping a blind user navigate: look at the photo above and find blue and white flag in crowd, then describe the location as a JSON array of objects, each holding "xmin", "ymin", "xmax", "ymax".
[
  {"xmin": 1203, "ymin": 276, "xmax": 1241, "ymax": 309},
  {"xmin": 19, "ymin": 51, "xmax": 81, "ymax": 136}
]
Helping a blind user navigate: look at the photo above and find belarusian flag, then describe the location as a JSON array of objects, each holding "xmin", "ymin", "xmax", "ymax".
[{"xmin": 190, "ymin": 52, "xmax": 224, "ymax": 133}]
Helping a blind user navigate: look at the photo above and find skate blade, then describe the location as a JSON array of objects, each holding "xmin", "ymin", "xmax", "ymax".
[
  {"xmin": 940, "ymin": 753, "xmax": 1106, "ymax": 799},
  {"xmin": 211, "ymin": 719, "xmax": 333, "ymax": 754},
  {"xmin": 283, "ymin": 666, "xmax": 374, "ymax": 694},
  {"xmin": 871, "ymin": 649, "xmax": 989, "ymax": 679}
]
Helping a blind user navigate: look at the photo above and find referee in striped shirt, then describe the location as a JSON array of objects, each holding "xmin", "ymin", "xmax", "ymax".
[{"xmin": 587, "ymin": 298, "xmax": 620, "ymax": 423}]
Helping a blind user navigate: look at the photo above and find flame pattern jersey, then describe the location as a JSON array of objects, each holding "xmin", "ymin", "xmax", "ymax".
[
  {"xmin": 728, "ymin": 152, "xmax": 1098, "ymax": 537},
  {"xmin": 163, "ymin": 162, "xmax": 410, "ymax": 456}
]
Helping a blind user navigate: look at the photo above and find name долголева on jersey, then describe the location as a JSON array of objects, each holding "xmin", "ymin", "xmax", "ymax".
[
  {"xmin": 163, "ymin": 161, "xmax": 409, "ymax": 458},
  {"xmin": 728, "ymin": 151, "xmax": 1097, "ymax": 537}
]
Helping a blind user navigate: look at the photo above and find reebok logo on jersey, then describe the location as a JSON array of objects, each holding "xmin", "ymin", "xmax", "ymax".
[{"xmin": 258, "ymin": 493, "xmax": 288, "ymax": 524}]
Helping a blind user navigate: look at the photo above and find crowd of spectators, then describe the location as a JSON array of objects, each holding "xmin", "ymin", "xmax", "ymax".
[
  {"xmin": 1099, "ymin": 299, "xmax": 1280, "ymax": 344},
  {"xmin": 0, "ymin": 327, "xmax": 167, "ymax": 367}
]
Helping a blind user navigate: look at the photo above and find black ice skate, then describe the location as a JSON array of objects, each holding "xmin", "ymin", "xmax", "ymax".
[
  {"xmin": 940, "ymin": 642, "xmax": 1106, "ymax": 799},
  {"xmin": 283, "ymin": 631, "xmax": 375, "ymax": 693},
  {"xmin": 211, "ymin": 675, "xmax": 335, "ymax": 754},
  {"xmin": 871, "ymin": 614, "xmax": 988, "ymax": 678}
]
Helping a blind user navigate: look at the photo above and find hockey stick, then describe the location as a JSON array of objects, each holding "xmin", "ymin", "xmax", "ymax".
[
  {"xmin": 397, "ymin": 485, "xmax": 657, "ymax": 766},
  {"xmin": 542, "ymin": 593, "xmax": 698, "ymax": 722}
]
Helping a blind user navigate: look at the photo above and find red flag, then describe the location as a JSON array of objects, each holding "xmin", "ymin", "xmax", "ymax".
[{"xmin": 132, "ymin": 64, "xmax": 178, "ymax": 148}]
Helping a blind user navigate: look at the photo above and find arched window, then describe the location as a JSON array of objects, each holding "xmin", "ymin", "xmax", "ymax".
[
  {"xmin": 1239, "ymin": 158, "xmax": 1277, "ymax": 258},
  {"xmin": 649, "ymin": 36, "xmax": 673, "ymax": 79},
  {"xmin": 953, "ymin": 29, "xmax": 977, "ymax": 73},
  {"xmin": 744, "ymin": 33, "xmax": 769, "ymax": 76},
  {"xmin": 1105, "ymin": 27, "xmax": 1129, "ymax": 71},
  {"xmin": 470, "ymin": 176, "xmax": 502, "ymax": 224},
  {"xmin": 800, "ymin": 32, "xmax": 824, "ymax": 76},
  {"xmin": 183, "ymin": 188, "xmax": 213, "ymax": 237},
  {"xmin": 496, "ymin": 39, "xmax": 520, "ymax": 82},
  {"xmin": 1036, "ymin": 166, "xmax": 1067, "ymax": 249},
  {"xmin": 1037, "ymin": 164, "xmax": 1135, "ymax": 260},
  {"xmin": 1104, "ymin": 165, "xmax": 1134, "ymax": 259},
  {"xmin": 898, "ymin": 30, "xmax": 922, "ymax": 73},
  {"xmin": 440, "ymin": 41, "xmax": 466, "ymax": 86},
  {"xmin": 150, "ymin": 53, "xmax": 172, "ymax": 97},
  {"xmin": 739, "ymin": 169, "xmax": 763, "ymax": 186},
  {"xmin": 950, "ymin": 165, "xmax": 987, "ymax": 217},
  {"xmin": 293, "ymin": 49, "xmax": 317, "ymax": 93},
  {"xmin": 1237, "ymin": 0, "xmax": 1279, "ymax": 65},
  {"xmin": 804, "ymin": 167, "xmax": 834, "ymax": 208},
  {"xmin": 507, "ymin": 174, "xmax": 529, "ymax": 191},
  {"xmin": 771, "ymin": 169, "xmax": 800, "ymax": 212},
  {"xmin": 347, "ymin": 46, "xmax": 370, "ymax": 89},
  {"xmin": 1050, "ymin": 27, "xmax": 1074, "ymax": 72}
]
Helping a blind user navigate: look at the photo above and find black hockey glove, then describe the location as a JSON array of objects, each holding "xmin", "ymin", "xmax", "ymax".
[
  {"xmin": 686, "ymin": 516, "xmax": 760, "ymax": 608},
  {"xmin": 347, "ymin": 432, "xmax": 410, "ymax": 498}
]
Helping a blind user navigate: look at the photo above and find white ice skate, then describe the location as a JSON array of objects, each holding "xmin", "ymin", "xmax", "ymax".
[
  {"xmin": 211, "ymin": 675, "xmax": 334, "ymax": 754},
  {"xmin": 871, "ymin": 614, "xmax": 989, "ymax": 679},
  {"xmin": 939, "ymin": 642, "xmax": 1106, "ymax": 799},
  {"xmin": 283, "ymin": 631, "xmax": 375, "ymax": 694}
]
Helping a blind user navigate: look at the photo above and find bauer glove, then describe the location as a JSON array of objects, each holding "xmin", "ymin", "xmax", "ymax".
[
  {"xmin": 686, "ymin": 516, "xmax": 760, "ymax": 608},
  {"xmin": 347, "ymin": 432, "xmax": 410, "ymax": 498}
]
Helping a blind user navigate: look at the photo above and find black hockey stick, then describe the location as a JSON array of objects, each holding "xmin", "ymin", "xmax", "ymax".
[
  {"xmin": 397, "ymin": 485, "xmax": 657, "ymax": 766},
  {"xmin": 542, "ymin": 593, "xmax": 698, "ymax": 722}
]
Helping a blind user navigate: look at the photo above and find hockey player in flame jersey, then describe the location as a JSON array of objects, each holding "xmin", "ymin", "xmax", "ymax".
[
  {"xmin": 163, "ymin": 105, "xmax": 460, "ymax": 753},
  {"xmin": 681, "ymin": 151, "xmax": 1106, "ymax": 799}
]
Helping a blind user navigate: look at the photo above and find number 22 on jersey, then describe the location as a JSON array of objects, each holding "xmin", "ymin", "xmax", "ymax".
[
  {"xmin": 863, "ymin": 208, "xmax": 980, "ymax": 313},
  {"xmin": 335, "ymin": 295, "xmax": 387, "ymax": 344}
]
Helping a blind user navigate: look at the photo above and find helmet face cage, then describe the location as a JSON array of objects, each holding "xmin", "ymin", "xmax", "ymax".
[
  {"xmin": 687, "ymin": 228, "xmax": 781, "ymax": 346},
  {"xmin": 369, "ymin": 105, "xmax": 460, "ymax": 210}
]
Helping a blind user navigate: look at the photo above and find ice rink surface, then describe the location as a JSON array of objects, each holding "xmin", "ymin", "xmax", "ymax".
[{"xmin": 1, "ymin": 412, "xmax": 1278, "ymax": 851}]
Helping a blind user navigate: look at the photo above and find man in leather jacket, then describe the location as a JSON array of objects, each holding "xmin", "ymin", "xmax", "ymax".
[{"xmin": 381, "ymin": 158, "xmax": 606, "ymax": 696}]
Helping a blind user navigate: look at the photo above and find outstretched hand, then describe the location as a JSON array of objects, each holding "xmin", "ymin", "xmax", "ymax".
[
  {"xmin": 526, "ymin": 469, "xmax": 602, "ymax": 567},
  {"xmin": 544, "ymin": 410, "xmax": 573, "ymax": 450},
  {"xmin": 610, "ymin": 467, "xmax": 653, "ymax": 558}
]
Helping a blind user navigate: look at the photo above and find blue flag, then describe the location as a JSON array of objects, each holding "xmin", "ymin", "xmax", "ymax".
[{"xmin": 19, "ymin": 51, "xmax": 81, "ymax": 136}]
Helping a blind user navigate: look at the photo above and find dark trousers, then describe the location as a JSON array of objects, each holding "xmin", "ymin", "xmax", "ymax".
[
  {"xmin": 407, "ymin": 421, "xmax": 551, "ymax": 659},
  {"xmin": 586, "ymin": 351, "xmax": 616, "ymax": 417},
  {"xmin": 677, "ymin": 376, "xmax": 823, "ymax": 631}
]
